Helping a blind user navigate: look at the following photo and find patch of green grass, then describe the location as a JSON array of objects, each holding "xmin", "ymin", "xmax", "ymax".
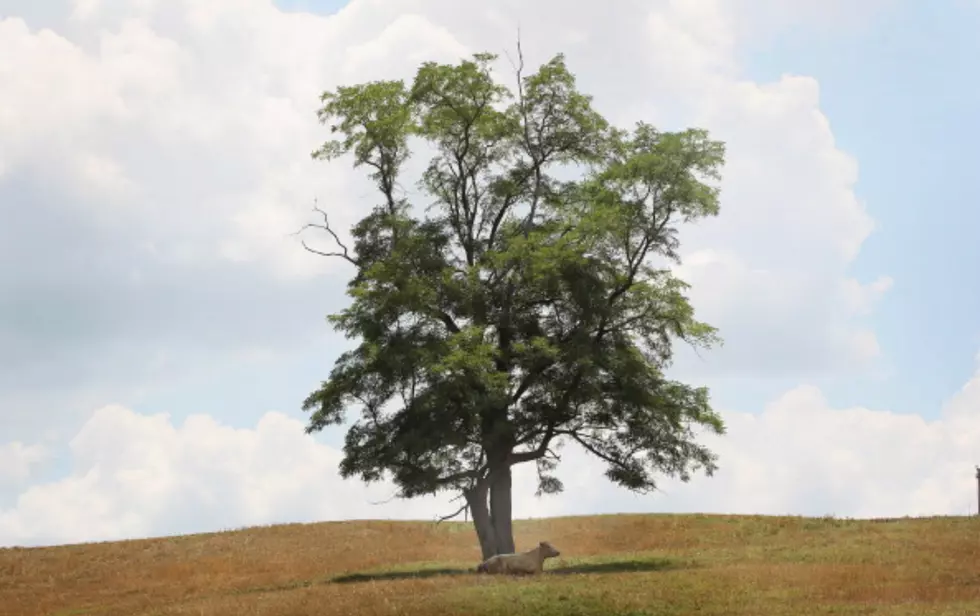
[
  {"xmin": 328, "ymin": 553, "xmax": 689, "ymax": 584},
  {"xmin": 322, "ymin": 553, "xmax": 700, "ymax": 615},
  {"xmin": 232, "ymin": 578, "xmax": 319, "ymax": 595},
  {"xmin": 47, "ymin": 608, "xmax": 105, "ymax": 616},
  {"xmin": 443, "ymin": 573, "xmax": 814, "ymax": 616},
  {"xmin": 446, "ymin": 581, "xmax": 666, "ymax": 616},
  {"xmin": 549, "ymin": 552, "xmax": 697, "ymax": 575},
  {"xmin": 330, "ymin": 560, "xmax": 474, "ymax": 583}
]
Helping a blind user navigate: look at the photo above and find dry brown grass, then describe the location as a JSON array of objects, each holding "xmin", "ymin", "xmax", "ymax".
[{"xmin": 3, "ymin": 513, "xmax": 980, "ymax": 615}]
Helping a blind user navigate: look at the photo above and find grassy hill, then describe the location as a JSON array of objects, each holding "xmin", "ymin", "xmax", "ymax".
[{"xmin": 3, "ymin": 513, "xmax": 980, "ymax": 615}]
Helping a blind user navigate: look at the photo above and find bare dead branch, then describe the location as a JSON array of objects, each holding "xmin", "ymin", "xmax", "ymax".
[
  {"xmin": 435, "ymin": 499, "xmax": 469, "ymax": 524},
  {"xmin": 292, "ymin": 198, "xmax": 359, "ymax": 266},
  {"xmin": 502, "ymin": 25, "xmax": 524, "ymax": 74},
  {"xmin": 368, "ymin": 489, "xmax": 401, "ymax": 506}
]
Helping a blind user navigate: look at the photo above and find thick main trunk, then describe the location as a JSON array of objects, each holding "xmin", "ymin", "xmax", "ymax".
[
  {"xmin": 465, "ymin": 482, "xmax": 498, "ymax": 561},
  {"xmin": 467, "ymin": 464, "xmax": 516, "ymax": 560},
  {"xmin": 488, "ymin": 465, "xmax": 515, "ymax": 554}
]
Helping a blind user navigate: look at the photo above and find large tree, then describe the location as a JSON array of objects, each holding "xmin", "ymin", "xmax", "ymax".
[{"xmin": 300, "ymin": 46, "xmax": 727, "ymax": 560}]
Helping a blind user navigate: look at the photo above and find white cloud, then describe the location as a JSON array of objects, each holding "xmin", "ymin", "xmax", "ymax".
[
  {"xmin": 841, "ymin": 275, "xmax": 894, "ymax": 316},
  {"xmin": 530, "ymin": 355, "xmax": 980, "ymax": 520},
  {"xmin": 727, "ymin": 0, "xmax": 898, "ymax": 42},
  {"xmin": 5, "ymin": 356, "xmax": 980, "ymax": 547},
  {"xmin": 659, "ymin": 67, "xmax": 884, "ymax": 375},
  {"xmin": 0, "ymin": 403, "xmax": 547, "ymax": 547},
  {"xmin": 0, "ymin": 442, "xmax": 47, "ymax": 485},
  {"xmin": 673, "ymin": 251, "xmax": 890, "ymax": 375},
  {"xmin": 683, "ymin": 371, "xmax": 980, "ymax": 519}
]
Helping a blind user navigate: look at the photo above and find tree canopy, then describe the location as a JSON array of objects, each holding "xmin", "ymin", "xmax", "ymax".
[{"xmin": 300, "ymin": 46, "xmax": 727, "ymax": 559}]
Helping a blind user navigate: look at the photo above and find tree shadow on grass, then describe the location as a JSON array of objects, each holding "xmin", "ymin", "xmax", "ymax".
[
  {"xmin": 549, "ymin": 557, "xmax": 695, "ymax": 576},
  {"xmin": 330, "ymin": 556, "xmax": 695, "ymax": 584},
  {"xmin": 331, "ymin": 567, "xmax": 473, "ymax": 584}
]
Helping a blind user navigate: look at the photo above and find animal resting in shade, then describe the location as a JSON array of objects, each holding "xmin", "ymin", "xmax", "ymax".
[{"xmin": 475, "ymin": 541, "xmax": 561, "ymax": 575}]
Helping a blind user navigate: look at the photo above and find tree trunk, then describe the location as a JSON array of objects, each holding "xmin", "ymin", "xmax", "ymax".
[
  {"xmin": 488, "ymin": 464, "xmax": 515, "ymax": 555},
  {"xmin": 465, "ymin": 481, "xmax": 499, "ymax": 561},
  {"xmin": 466, "ymin": 464, "xmax": 517, "ymax": 560}
]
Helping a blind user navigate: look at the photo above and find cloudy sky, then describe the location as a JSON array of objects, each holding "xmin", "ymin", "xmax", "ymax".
[{"xmin": 2, "ymin": 0, "xmax": 979, "ymax": 548}]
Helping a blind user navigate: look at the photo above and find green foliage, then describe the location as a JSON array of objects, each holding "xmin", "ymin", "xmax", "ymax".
[{"xmin": 302, "ymin": 47, "xmax": 727, "ymax": 500}]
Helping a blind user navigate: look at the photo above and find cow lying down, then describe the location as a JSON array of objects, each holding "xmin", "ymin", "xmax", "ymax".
[{"xmin": 476, "ymin": 541, "xmax": 561, "ymax": 575}]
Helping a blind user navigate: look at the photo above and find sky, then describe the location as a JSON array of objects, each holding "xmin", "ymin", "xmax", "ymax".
[{"xmin": 1, "ymin": 0, "xmax": 979, "ymax": 547}]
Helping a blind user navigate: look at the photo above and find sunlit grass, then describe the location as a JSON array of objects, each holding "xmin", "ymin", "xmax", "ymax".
[{"xmin": 4, "ymin": 514, "xmax": 980, "ymax": 615}]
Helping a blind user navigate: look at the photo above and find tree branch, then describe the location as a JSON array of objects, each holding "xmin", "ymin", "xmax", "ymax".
[
  {"xmin": 563, "ymin": 430, "xmax": 622, "ymax": 468},
  {"xmin": 560, "ymin": 430, "xmax": 652, "ymax": 493},
  {"xmin": 435, "ymin": 493, "xmax": 469, "ymax": 524},
  {"xmin": 294, "ymin": 199, "xmax": 359, "ymax": 266},
  {"xmin": 367, "ymin": 489, "xmax": 402, "ymax": 506},
  {"xmin": 509, "ymin": 420, "xmax": 557, "ymax": 465},
  {"xmin": 510, "ymin": 33, "xmax": 545, "ymax": 239},
  {"xmin": 435, "ymin": 310, "xmax": 461, "ymax": 334},
  {"xmin": 432, "ymin": 465, "xmax": 489, "ymax": 487},
  {"xmin": 510, "ymin": 362, "xmax": 552, "ymax": 404}
]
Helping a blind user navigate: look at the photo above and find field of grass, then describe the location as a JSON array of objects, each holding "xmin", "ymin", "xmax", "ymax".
[{"xmin": 3, "ymin": 513, "xmax": 980, "ymax": 615}]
